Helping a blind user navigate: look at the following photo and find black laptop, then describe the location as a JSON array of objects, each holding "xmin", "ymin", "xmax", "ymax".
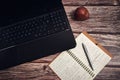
[{"xmin": 0, "ymin": 0, "xmax": 76, "ymax": 70}]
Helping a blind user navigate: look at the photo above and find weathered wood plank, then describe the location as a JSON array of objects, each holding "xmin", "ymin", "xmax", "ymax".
[
  {"xmin": 95, "ymin": 67, "xmax": 120, "ymax": 80},
  {"xmin": 0, "ymin": 63, "xmax": 119, "ymax": 80},
  {"xmin": 62, "ymin": 0, "xmax": 120, "ymax": 6},
  {"xmin": 64, "ymin": 6, "xmax": 120, "ymax": 33},
  {"xmin": 0, "ymin": 63, "xmax": 59, "ymax": 80}
]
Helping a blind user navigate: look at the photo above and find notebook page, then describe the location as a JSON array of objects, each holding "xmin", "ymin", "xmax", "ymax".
[
  {"xmin": 70, "ymin": 33, "xmax": 111, "ymax": 78},
  {"xmin": 49, "ymin": 51, "xmax": 93, "ymax": 80}
]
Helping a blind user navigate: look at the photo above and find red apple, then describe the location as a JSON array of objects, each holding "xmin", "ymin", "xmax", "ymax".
[{"xmin": 74, "ymin": 6, "xmax": 89, "ymax": 21}]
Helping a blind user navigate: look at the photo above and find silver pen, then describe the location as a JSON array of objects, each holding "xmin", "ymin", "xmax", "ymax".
[{"xmin": 82, "ymin": 43, "xmax": 94, "ymax": 70}]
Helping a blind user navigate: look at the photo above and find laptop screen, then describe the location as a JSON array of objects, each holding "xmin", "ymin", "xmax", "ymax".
[{"xmin": 0, "ymin": 0, "xmax": 61, "ymax": 28}]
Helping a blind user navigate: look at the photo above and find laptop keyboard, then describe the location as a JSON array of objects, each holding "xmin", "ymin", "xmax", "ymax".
[{"xmin": 0, "ymin": 9, "xmax": 70, "ymax": 50}]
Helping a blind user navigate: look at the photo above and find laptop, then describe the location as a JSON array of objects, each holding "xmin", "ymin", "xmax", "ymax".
[{"xmin": 0, "ymin": 0, "xmax": 76, "ymax": 70}]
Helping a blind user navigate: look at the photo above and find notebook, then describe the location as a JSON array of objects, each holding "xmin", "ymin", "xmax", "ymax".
[{"xmin": 49, "ymin": 32, "xmax": 112, "ymax": 80}]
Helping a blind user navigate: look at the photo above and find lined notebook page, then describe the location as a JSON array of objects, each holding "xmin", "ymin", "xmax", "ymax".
[
  {"xmin": 71, "ymin": 33, "xmax": 111, "ymax": 78},
  {"xmin": 49, "ymin": 32, "xmax": 111, "ymax": 80}
]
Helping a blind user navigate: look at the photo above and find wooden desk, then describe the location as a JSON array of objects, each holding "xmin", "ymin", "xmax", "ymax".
[{"xmin": 0, "ymin": 0, "xmax": 120, "ymax": 80}]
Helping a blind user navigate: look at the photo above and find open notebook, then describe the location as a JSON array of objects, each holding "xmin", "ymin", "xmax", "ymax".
[{"xmin": 49, "ymin": 32, "xmax": 112, "ymax": 80}]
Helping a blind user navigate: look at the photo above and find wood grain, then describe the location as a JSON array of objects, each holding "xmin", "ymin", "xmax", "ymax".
[
  {"xmin": 0, "ymin": 63, "xmax": 59, "ymax": 80},
  {"xmin": 0, "ymin": 0, "xmax": 120, "ymax": 80},
  {"xmin": 62, "ymin": 0, "xmax": 120, "ymax": 6},
  {"xmin": 64, "ymin": 6, "xmax": 120, "ymax": 33},
  {"xmin": 0, "ymin": 63, "xmax": 120, "ymax": 80},
  {"xmin": 95, "ymin": 67, "xmax": 120, "ymax": 80}
]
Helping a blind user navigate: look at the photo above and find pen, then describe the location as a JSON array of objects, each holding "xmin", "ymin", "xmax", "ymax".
[{"xmin": 82, "ymin": 43, "xmax": 94, "ymax": 70}]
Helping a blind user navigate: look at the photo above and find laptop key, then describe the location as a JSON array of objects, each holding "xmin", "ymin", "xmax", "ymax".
[{"xmin": 0, "ymin": 9, "xmax": 69, "ymax": 50}]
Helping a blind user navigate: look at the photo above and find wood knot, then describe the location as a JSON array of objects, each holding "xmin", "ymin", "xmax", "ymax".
[{"xmin": 43, "ymin": 65, "xmax": 47, "ymax": 70}]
